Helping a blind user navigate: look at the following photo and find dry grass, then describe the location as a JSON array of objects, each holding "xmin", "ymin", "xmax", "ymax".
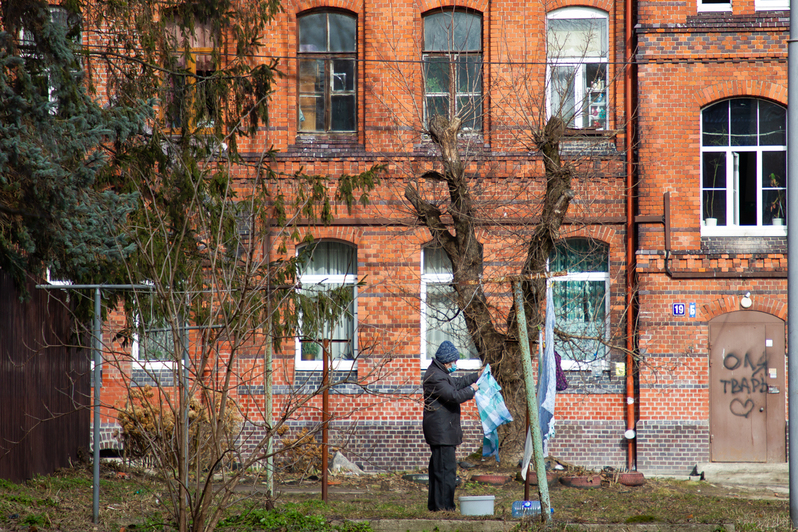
[{"xmin": 0, "ymin": 460, "xmax": 793, "ymax": 531}]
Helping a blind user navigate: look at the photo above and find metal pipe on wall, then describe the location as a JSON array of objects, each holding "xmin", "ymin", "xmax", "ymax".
[
  {"xmin": 624, "ymin": 0, "xmax": 638, "ymax": 471},
  {"xmin": 786, "ymin": 0, "xmax": 798, "ymax": 522}
]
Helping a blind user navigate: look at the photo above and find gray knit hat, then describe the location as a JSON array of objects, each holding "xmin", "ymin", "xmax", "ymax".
[{"xmin": 435, "ymin": 341, "xmax": 460, "ymax": 364}]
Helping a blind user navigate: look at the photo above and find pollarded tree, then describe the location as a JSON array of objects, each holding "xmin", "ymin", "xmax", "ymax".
[{"xmin": 376, "ymin": 5, "xmax": 628, "ymax": 453}]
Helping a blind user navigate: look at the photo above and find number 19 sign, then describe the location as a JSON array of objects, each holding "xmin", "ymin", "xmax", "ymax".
[{"xmin": 672, "ymin": 303, "xmax": 686, "ymax": 317}]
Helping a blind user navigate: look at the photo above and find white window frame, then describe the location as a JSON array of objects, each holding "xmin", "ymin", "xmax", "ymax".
[
  {"xmin": 698, "ymin": 0, "xmax": 732, "ymax": 12},
  {"xmin": 295, "ymin": 242, "xmax": 358, "ymax": 371},
  {"xmin": 754, "ymin": 0, "xmax": 787, "ymax": 10},
  {"xmin": 701, "ymin": 99, "xmax": 787, "ymax": 237},
  {"xmin": 419, "ymin": 247, "xmax": 480, "ymax": 370},
  {"xmin": 546, "ymin": 246, "xmax": 611, "ymax": 372},
  {"xmin": 546, "ymin": 7, "xmax": 609, "ymax": 130},
  {"xmin": 131, "ymin": 283, "xmax": 180, "ymax": 371},
  {"xmin": 19, "ymin": 6, "xmax": 80, "ymax": 112}
]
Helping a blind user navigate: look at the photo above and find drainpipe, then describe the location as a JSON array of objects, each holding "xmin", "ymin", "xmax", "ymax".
[{"xmin": 624, "ymin": 0, "xmax": 637, "ymax": 471}]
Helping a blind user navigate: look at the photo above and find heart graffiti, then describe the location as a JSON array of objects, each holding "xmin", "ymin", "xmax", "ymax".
[{"xmin": 730, "ymin": 398, "xmax": 755, "ymax": 418}]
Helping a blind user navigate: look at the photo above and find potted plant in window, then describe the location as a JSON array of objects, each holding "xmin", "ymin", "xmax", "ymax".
[
  {"xmin": 301, "ymin": 340, "xmax": 320, "ymax": 361},
  {"xmin": 769, "ymin": 172, "xmax": 786, "ymax": 226},
  {"xmin": 704, "ymin": 193, "xmax": 717, "ymax": 227}
]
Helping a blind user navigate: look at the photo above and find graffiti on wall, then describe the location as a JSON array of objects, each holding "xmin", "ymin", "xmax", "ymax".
[{"xmin": 719, "ymin": 351, "xmax": 767, "ymax": 418}]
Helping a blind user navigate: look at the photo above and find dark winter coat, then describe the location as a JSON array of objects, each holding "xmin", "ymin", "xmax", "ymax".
[{"xmin": 422, "ymin": 359, "xmax": 479, "ymax": 447}]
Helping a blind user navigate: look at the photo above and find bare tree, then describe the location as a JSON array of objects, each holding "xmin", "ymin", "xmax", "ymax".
[{"xmin": 372, "ymin": 4, "xmax": 629, "ymax": 453}]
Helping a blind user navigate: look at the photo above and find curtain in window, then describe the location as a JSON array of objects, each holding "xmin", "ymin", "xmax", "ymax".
[
  {"xmin": 299, "ymin": 241, "xmax": 357, "ymax": 361},
  {"xmin": 547, "ymin": 18, "xmax": 607, "ymax": 58},
  {"xmin": 423, "ymin": 246, "xmax": 478, "ymax": 360},
  {"xmin": 552, "ymin": 280, "xmax": 607, "ymax": 362},
  {"xmin": 550, "ymin": 238, "xmax": 609, "ymax": 363},
  {"xmin": 301, "ymin": 283, "xmax": 355, "ymax": 361},
  {"xmin": 302, "ymin": 241, "xmax": 357, "ymax": 276}
]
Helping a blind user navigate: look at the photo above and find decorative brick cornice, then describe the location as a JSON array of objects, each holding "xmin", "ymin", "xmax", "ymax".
[
  {"xmin": 416, "ymin": 0, "xmax": 489, "ymax": 15},
  {"xmin": 291, "ymin": 0, "xmax": 363, "ymax": 16},
  {"xmin": 545, "ymin": 1, "xmax": 613, "ymax": 15},
  {"xmin": 695, "ymin": 80, "xmax": 787, "ymax": 108}
]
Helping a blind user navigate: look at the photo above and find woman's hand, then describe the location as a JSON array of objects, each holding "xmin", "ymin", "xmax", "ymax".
[{"xmin": 470, "ymin": 383, "xmax": 479, "ymax": 392}]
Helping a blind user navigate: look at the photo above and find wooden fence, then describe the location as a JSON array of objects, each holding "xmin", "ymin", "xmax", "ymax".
[{"xmin": 0, "ymin": 271, "xmax": 90, "ymax": 482}]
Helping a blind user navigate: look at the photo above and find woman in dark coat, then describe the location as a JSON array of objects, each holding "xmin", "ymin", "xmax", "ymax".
[{"xmin": 422, "ymin": 341, "xmax": 481, "ymax": 511}]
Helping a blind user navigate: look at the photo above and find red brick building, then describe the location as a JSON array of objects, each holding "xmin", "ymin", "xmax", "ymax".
[
  {"xmin": 634, "ymin": 0, "xmax": 789, "ymax": 471},
  {"xmin": 87, "ymin": 0, "xmax": 789, "ymax": 475}
]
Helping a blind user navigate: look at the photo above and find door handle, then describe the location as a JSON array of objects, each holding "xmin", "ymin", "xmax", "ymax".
[{"xmin": 760, "ymin": 407, "xmax": 765, "ymax": 412}]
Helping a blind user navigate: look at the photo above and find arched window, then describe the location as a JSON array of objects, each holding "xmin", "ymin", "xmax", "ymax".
[
  {"xmin": 297, "ymin": 11, "xmax": 357, "ymax": 133},
  {"xmin": 547, "ymin": 238, "xmax": 610, "ymax": 369},
  {"xmin": 546, "ymin": 8, "xmax": 608, "ymax": 130},
  {"xmin": 296, "ymin": 241, "xmax": 358, "ymax": 369},
  {"xmin": 422, "ymin": 10, "xmax": 482, "ymax": 131},
  {"xmin": 701, "ymin": 98, "xmax": 787, "ymax": 235},
  {"xmin": 420, "ymin": 245, "xmax": 479, "ymax": 368}
]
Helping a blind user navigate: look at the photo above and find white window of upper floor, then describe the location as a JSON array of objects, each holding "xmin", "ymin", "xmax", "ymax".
[
  {"xmin": 296, "ymin": 241, "xmax": 358, "ymax": 370},
  {"xmin": 420, "ymin": 245, "xmax": 480, "ymax": 369},
  {"xmin": 701, "ymin": 98, "xmax": 787, "ymax": 236},
  {"xmin": 546, "ymin": 8, "xmax": 608, "ymax": 131},
  {"xmin": 19, "ymin": 5, "xmax": 82, "ymax": 113}
]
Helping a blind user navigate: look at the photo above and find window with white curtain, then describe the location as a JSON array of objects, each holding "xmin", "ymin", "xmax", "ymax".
[
  {"xmin": 420, "ymin": 246, "xmax": 479, "ymax": 368},
  {"xmin": 547, "ymin": 239, "xmax": 610, "ymax": 370},
  {"xmin": 296, "ymin": 241, "xmax": 357, "ymax": 369},
  {"xmin": 546, "ymin": 8, "xmax": 608, "ymax": 130}
]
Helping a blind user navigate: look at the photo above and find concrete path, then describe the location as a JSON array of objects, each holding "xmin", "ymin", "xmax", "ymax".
[
  {"xmin": 362, "ymin": 520, "xmax": 734, "ymax": 532},
  {"xmin": 640, "ymin": 462, "xmax": 789, "ymax": 499}
]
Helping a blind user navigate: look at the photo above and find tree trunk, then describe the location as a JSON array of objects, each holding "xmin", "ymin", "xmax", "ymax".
[{"xmin": 407, "ymin": 115, "xmax": 573, "ymax": 458}]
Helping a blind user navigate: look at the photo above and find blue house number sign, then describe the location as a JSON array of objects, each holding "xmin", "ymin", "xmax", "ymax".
[{"xmin": 672, "ymin": 303, "xmax": 686, "ymax": 316}]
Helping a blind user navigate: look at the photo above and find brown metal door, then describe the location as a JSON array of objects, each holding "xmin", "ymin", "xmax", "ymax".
[{"xmin": 709, "ymin": 311, "xmax": 786, "ymax": 462}]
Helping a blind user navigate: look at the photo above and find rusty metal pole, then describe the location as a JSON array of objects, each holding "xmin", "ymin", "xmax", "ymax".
[
  {"xmin": 321, "ymin": 339, "xmax": 330, "ymax": 502},
  {"xmin": 512, "ymin": 281, "xmax": 551, "ymax": 522}
]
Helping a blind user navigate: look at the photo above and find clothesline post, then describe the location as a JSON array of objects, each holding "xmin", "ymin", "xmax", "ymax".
[{"xmin": 512, "ymin": 280, "xmax": 552, "ymax": 522}]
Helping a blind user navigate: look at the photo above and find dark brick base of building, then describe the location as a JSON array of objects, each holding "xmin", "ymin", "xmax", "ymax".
[
  {"xmin": 547, "ymin": 420, "xmax": 627, "ymax": 470},
  {"xmin": 635, "ymin": 420, "xmax": 710, "ymax": 475},
  {"xmin": 239, "ymin": 419, "xmax": 483, "ymax": 473}
]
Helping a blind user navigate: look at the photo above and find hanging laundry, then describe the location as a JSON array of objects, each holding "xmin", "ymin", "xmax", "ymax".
[{"xmin": 475, "ymin": 363, "xmax": 513, "ymax": 462}]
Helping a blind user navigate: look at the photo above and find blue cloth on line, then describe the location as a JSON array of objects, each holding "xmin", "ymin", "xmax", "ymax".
[{"xmin": 475, "ymin": 364, "xmax": 513, "ymax": 462}]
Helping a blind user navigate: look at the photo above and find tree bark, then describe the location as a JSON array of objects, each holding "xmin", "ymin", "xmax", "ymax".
[{"xmin": 407, "ymin": 114, "xmax": 574, "ymax": 457}]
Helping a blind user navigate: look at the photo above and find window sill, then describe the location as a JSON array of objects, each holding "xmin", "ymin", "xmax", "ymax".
[
  {"xmin": 414, "ymin": 133, "xmax": 489, "ymax": 152},
  {"xmin": 295, "ymin": 359, "xmax": 356, "ymax": 372},
  {"xmin": 289, "ymin": 134, "xmax": 364, "ymax": 155},
  {"xmin": 420, "ymin": 358, "xmax": 482, "ymax": 370},
  {"xmin": 561, "ymin": 359, "xmax": 609, "ymax": 372},
  {"xmin": 134, "ymin": 360, "xmax": 177, "ymax": 371},
  {"xmin": 701, "ymin": 225, "xmax": 787, "ymax": 237},
  {"xmin": 696, "ymin": 4, "xmax": 733, "ymax": 12},
  {"xmin": 564, "ymin": 128, "xmax": 617, "ymax": 137}
]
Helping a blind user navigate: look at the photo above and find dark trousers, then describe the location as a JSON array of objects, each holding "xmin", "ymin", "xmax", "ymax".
[{"xmin": 428, "ymin": 445, "xmax": 457, "ymax": 511}]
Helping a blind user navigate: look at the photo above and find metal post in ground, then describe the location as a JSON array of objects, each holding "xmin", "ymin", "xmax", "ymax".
[{"xmin": 512, "ymin": 280, "xmax": 552, "ymax": 522}]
